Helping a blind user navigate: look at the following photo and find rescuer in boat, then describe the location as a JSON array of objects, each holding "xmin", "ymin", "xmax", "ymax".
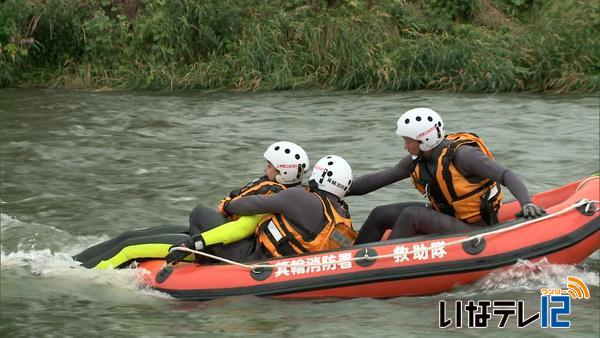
[
  {"xmin": 165, "ymin": 155, "xmax": 357, "ymax": 265},
  {"xmin": 348, "ymin": 107, "xmax": 547, "ymax": 244},
  {"xmin": 186, "ymin": 141, "xmax": 310, "ymax": 261},
  {"xmin": 73, "ymin": 141, "xmax": 310, "ymax": 268}
]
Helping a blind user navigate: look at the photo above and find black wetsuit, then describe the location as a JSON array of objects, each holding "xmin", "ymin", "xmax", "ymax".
[
  {"xmin": 188, "ymin": 176, "xmax": 291, "ymax": 261},
  {"xmin": 203, "ymin": 186, "xmax": 350, "ymax": 262},
  {"xmin": 73, "ymin": 176, "xmax": 292, "ymax": 267},
  {"xmin": 73, "ymin": 224, "xmax": 189, "ymax": 268},
  {"xmin": 73, "ymin": 177, "xmax": 275, "ymax": 267},
  {"xmin": 349, "ymin": 140, "xmax": 532, "ymax": 244},
  {"xmin": 188, "ymin": 175, "xmax": 286, "ymax": 237}
]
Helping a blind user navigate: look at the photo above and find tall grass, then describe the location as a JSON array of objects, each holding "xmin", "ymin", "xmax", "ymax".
[{"xmin": 0, "ymin": 0, "xmax": 598, "ymax": 92}]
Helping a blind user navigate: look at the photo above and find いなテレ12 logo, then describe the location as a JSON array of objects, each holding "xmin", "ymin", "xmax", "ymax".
[
  {"xmin": 540, "ymin": 276, "xmax": 590, "ymax": 328},
  {"xmin": 439, "ymin": 275, "xmax": 592, "ymax": 329}
]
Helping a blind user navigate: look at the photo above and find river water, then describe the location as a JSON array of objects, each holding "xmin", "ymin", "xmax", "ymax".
[{"xmin": 1, "ymin": 89, "xmax": 598, "ymax": 337}]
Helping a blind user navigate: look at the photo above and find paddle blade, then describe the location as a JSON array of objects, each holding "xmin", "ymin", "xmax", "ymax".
[{"xmin": 155, "ymin": 265, "xmax": 174, "ymax": 284}]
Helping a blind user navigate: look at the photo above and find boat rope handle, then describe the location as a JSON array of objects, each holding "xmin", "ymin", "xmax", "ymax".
[
  {"xmin": 170, "ymin": 199, "xmax": 599, "ymax": 271},
  {"xmin": 576, "ymin": 176, "xmax": 598, "ymax": 192}
]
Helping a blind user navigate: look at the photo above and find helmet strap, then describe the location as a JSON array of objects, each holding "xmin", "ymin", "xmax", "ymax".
[
  {"xmin": 318, "ymin": 168, "xmax": 328, "ymax": 184},
  {"xmin": 308, "ymin": 179, "xmax": 319, "ymax": 192}
]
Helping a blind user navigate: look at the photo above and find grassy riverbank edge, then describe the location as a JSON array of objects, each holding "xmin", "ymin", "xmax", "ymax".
[{"xmin": 1, "ymin": 0, "xmax": 598, "ymax": 92}]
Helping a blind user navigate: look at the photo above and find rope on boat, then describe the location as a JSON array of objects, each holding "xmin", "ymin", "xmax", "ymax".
[
  {"xmin": 576, "ymin": 176, "xmax": 599, "ymax": 192},
  {"xmin": 170, "ymin": 198, "xmax": 599, "ymax": 271}
]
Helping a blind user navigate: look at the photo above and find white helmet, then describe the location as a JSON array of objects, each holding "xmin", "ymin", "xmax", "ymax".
[
  {"xmin": 309, "ymin": 155, "xmax": 353, "ymax": 199},
  {"xmin": 263, "ymin": 141, "xmax": 309, "ymax": 185},
  {"xmin": 396, "ymin": 108, "xmax": 445, "ymax": 152}
]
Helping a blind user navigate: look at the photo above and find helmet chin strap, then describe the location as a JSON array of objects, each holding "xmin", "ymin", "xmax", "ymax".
[
  {"xmin": 308, "ymin": 179, "xmax": 319, "ymax": 192},
  {"xmin": 418, "ymin": 148, "xmax": 435, "ymax": 159},
  {"xmin": 417, "ymin": 146, "xmax": 426, "ymax": 159},
  {"xmin": 275, "ymin": 173, "xmax": 286, "ymax": 185},
  {"xmin": 412, "ymin": 148, "xmax": 423, "ymax": 160}
]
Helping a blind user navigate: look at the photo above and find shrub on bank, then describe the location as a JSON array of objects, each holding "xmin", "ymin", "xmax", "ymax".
[{"xmin": 0, "ymin": 0, "xmax": 597, "ymax": 92}]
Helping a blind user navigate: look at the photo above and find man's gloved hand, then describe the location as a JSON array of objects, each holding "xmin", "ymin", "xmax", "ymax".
[
  {"xmin": 516, "ymin": 202, "xmax": 547, "ymax": 220},
  {"xmin": 217, "ymin": 197, "xmax": 232, "ymax": 216},
  {"xmin": 165, "ymin": 234, "xmax": 206, "ymax": 265}
]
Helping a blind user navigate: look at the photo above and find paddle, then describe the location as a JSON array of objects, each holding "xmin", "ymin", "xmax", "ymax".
[
  {"xmin": 155, "ymin": 246, "xmax": 191, "ymax": 283},
  {"xmin": 155, "ymin": 263, "xmax": 175, "ymax": 283}
]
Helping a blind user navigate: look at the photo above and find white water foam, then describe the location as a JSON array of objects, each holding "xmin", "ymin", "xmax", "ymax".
[
  {"xmin": 0, "ymin": 213, "xmax": 170, "ymax": 299},
  {"xmin": 167, "ymin": 196, "xmax": 196, "ymax": 202},
  {"xmin": 1, "ymin": 212, "xmax": 111, "ymax": 254},
  {"xmin": 0, "ymin": 192, "xmax": 65, "ymax": 205},
  {"xmin": 134, "ymin": 166, "xmax": 170, "ymax": 175},
  {"xmin": 445, "ymin": 258, "xmax": 599, "ymax": 298},
  {"xmin": 0, "ymin": 248, "xmax": 170, "ymax": 299},
  {"xmin": 0, "ymin": 212, "xmax": 24, "ymax": 231}
]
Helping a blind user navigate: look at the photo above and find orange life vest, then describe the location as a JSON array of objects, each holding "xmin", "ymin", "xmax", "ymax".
[
  {"xmin": 256, "ymin": 192, "xmax": 356, "ymax": 257},
  {"xmin": 410, "ymin": 132, "xmax": 504, "ymax": 225},
  {"xmin": 218, "ymin": 176, "xmax": 286, "ymax": 221}
]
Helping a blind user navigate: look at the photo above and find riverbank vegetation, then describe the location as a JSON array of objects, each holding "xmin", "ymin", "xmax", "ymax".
[{"xmin": 1, "ymin": 0, "xmax": 598, "ymax": 92}]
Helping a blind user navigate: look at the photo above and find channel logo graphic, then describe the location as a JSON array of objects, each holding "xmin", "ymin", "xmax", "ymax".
[
  {"xmin": 565, "ymin": 276, "xmax": 590, "ymax": 299},
  {"xmin": 439, "ymin": 276, "xmax": 592, "ymax": 329},
  {"xmin": 541, "ymin": 276, "xmax": 591, "ymax": 299},
  {"xmin": 540, "ymin": 276, "xmax": 590, "ymax": 328}
]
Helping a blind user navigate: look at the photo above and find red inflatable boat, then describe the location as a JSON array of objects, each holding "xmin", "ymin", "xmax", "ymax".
[{"xmin": 137, "ymin": 176, "xmax": 600, "ymax": 300}]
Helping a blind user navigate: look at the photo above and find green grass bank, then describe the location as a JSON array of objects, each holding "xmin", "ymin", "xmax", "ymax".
[{"xmin": 1, "ymin": 0, "xmax": 598, "ymax": 92}]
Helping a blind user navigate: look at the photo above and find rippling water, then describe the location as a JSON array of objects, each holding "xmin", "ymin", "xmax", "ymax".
[{"xmin": 1, "ymin": 89, "xmax": 598, "ymax": 337}]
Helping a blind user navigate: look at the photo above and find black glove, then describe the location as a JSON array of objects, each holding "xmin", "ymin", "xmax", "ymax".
[
  {"xmin": 217, "ymin": 197, "xmax": 232, "ymax": 216},
  {"xmin": 165, "ymin": 234, "xmax": 206, "ymax": 265},
  {"xmin": 516, "ymin": 202, "xmax": 547, "ymax": 220}
]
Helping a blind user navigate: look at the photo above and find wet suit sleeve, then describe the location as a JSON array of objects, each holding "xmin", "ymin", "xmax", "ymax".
[
  {"xmin": 226, "ymin": 190, "xmax": 290, "ymax": 215},
  {"xmin": 226, "ymin": 176, "xmax": 268, "ymax": 198},
  {"xmin": 226, "ymin": 188, "xmax": 321, "ymax": 217},
  {"xmin": 454, "ymin": 146, "xmax": 532, "ymax": 205},
  {"xmin": 201, "ymin": 215, "xmax": 265, "ymax": 246},
  {"xmin": 227, "ymin": 188, "xmax": 326, "ymax": 236},
  {"xmin": 347, "ymin": 155, "xmax": 413, "ymax": 196}
]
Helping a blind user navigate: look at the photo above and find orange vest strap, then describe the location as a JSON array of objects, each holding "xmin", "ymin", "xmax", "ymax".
[
  {"xmin": 256, "ymin": 192, "xmax": 354, "ymax": 257},
  {"xmin": 410, "ymin": 132, "xmax": 504, "ymax": 224}
]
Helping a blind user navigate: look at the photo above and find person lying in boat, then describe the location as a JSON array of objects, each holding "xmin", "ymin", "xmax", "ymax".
[
  {"xmin": 348, "ymin": 107, "xmax": 546, "ymax": 244},
  {"xmin": 73, "ymin": 141, "xmax": 309, "ymax": 268},
  {"xmin": 186, "ymin": 141, "xmax": 310, "ymax": 261},
  {"xmin": 165, "ymin": 155, "xmax": 357, "ymax": 265}
]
